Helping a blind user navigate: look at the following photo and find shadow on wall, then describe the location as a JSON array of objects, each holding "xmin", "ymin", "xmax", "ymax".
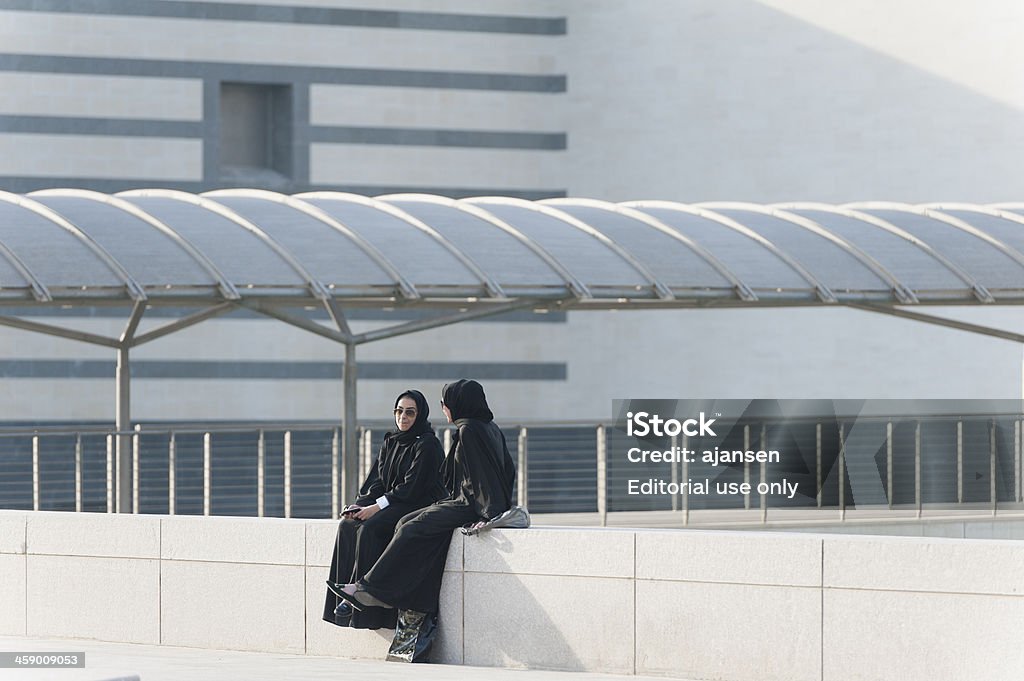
[
  {"xmin": 566, "ymin": 0, "xmax": 1024, "ymax": 201},
  {"xmin": 460, "ymin": 531, "xmax": 586, "ymax": 672}
]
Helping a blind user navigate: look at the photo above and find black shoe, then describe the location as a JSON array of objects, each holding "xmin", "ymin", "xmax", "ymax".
[
  {"xmin": 325, "ymin": 580, "xmax": 391, "ymax": 610},
  {"xmin": 334, "ymin": 600, "xmax": 353, "ymax": 625},
  {"xmin": 326, "ymin": 581, "xmax": 352, "ymax": 601}
]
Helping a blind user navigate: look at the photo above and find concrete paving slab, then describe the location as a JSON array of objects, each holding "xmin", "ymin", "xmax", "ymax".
[{"xmin": 0, "ymin": 636, "xmax": 696, "ymax": 681}]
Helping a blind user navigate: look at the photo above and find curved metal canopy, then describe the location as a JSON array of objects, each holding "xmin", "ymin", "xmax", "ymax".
[
  {"xmin": 1, "ymin": 189, "xmax": 1023, "ymax": 308},
  {"xmin": 6, "ymin": 189, "xmax": 1024, "ymax": 516}
]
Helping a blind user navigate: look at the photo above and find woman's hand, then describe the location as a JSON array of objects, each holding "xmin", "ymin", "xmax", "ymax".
[{"xmin": 354, "ymin": 504, "xmax": 380, "ymax": 520}]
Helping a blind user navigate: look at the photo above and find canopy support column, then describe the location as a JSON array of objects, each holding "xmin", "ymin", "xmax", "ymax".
[
  {"xmin": 116, "ymin": 301, "xmax": 145, "ymax": 514},
  {"xmin": 343, "ymin": 341, "xmax": 359, "ymax": 505},
  {"xmin": 115, "ymin": 346, "xmax": 132, "ymax": 513}
]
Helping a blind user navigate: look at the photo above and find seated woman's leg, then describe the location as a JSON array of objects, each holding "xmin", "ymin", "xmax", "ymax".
[
  {"xmin": 351, "ymin": 503, "xmax": 417, "ymax": 578},
  {"xmin": 345, "ymin": 503, "xmax": 415, "ymax": 629},
  {"xmin": 360, "ymin": 502, "xmax": 479, "ymax": 613},
  {"xmin": 322, "ymin": 517, "xmax": 361, "ymax": 624},
  {"xmin": 323, "ymin": 503, "xmax": 417, "ymax": 628}
]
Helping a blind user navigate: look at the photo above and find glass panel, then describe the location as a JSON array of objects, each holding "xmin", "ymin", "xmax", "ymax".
[
  {"xmin": 31, "ymin": 196, "xmax": 213, "ymax": 286},
  {"xmin": 862, "ymin": 209, "xmax": 1024, "ymax": 290},
  {"xmin": 382, "ymin": 200, "xmax": 565, "ymax": 287},
  {"xmin": 300, "ymin": 198, "xmax": 480, "ymax": 287},
  {"xmin": 213, "ymin": 197, "xmax": 394, "ymax": 287},
  {"xmin": 790, "ymin": 209, "xmax": 964, "ymax": 290},
  {"xmin": 637, "ymin": 206, "xmax": 810, "ymax": 290},
  {"xmin": 477, "ymin": 202, "xmax": 649, "ymax": 287},
  {"xmin": 712, "ymin": 209, "xmax": 889, "ymax": 292},
  {"xmin": 0, "ymin": 246, "xmax": 29, "ymax": 290},
  {"xmin": 122, "ymin": 196, "xmax": 305, "ymax": 287},
  {"xmin": 550, "ymin": 204, "xmax": 732, "ymax": 289},
  {"xmin": 0, "ymin": 202, "xmax": 121, "ymax": 288}
]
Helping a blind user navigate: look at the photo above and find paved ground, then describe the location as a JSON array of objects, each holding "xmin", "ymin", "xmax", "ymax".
[{"xmin": 0, "ymin": 636, "xmax": 691, "ymax": 681}]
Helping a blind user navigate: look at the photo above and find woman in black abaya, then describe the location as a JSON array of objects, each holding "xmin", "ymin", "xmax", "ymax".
[
  {"xmin": 322, "ymin": 389, "xmax": 444, "ymax": 629},
  {"xmin": 329, "ymin": 379, "xmax": 516, "ymax": 615}
]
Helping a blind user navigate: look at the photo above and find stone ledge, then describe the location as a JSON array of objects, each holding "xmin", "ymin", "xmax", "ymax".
[{"xmin": 6, "ymin": 511, "xmax": 1024, "ymax": 681}]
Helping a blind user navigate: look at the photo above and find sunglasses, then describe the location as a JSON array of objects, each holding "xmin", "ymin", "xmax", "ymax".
[{"xmin": 393, "ymin": 408, "xmax": 417, "ymax": 417}]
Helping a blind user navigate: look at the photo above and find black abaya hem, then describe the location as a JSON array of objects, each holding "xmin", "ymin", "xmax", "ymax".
[
  {"xmin": 360, "ymin": 502, "xmax": 480, "ymax": 613},
  {"xmin": 321, "ymin": 502, "xmax": 418, "ymax": 630}
]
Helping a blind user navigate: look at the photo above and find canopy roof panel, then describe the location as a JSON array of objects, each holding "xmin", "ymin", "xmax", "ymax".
[
  {"xmin": 30, "ymin": 191, "xmax": 216, "ymax": 289},
  {"xmin": 1, "ymin": 190, "xmax": 1023, "ymax": 308},
  {"xmin": 781, "ymin": 206, "xmax": 970, "ymax": 296},
  {"xmin": 378, "ymin": 195, "xmax": 568, "ymax": 295},
  {"xmin": 534, "ymin": 200, "xmax": 736, "ymax": 294},
  {"xmin": 850, "ymin": 204, "xmax": 1024, "ymax": 293},
  {"xmin": 702, "ymin": 204, "xmax": 894, "ymax": 295},
  {"xmin": 118, "ymin": 193, "xmax": 306, "ymax": 290},
  {"xmin": 206, "ymin": 192, "xmax": 398, "ymax": 294},
  {"xmin": 0, "ymin": 194, "xmax": 126, "ymax": 292},
  {"xmin": 296, "ymin": 194, "xmax": 484, "ymax": 294},
  {"xmin": 624, "ymin": 203, "xmax": 816, "ymax": 297},
  {"xmin": 475, "ymin": 199, "xmax": 655, "ymax": 291}
]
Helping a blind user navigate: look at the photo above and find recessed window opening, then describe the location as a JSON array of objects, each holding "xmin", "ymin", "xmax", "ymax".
[{"xmin": 219, "ymin": 82, "xmax": 293, "ymax": 185}]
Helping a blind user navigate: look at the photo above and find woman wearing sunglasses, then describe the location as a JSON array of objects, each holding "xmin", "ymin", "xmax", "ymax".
[
  {"xmin": 328, "ymin": 379, "xmax": 515, "ymax": 628},
  {"xmin": 322, "ymin": 389, "xmax": 444, "ymax": 630}
]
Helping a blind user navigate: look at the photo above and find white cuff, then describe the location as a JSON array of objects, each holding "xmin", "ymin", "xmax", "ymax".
[{"xmin": 375, "ymin": 495, "xmax": 390, "ymax": 510}]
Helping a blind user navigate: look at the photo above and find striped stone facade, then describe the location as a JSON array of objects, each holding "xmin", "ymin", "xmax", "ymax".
[
  {"xmin": 3, "ymin": 1, "xmax": 1024, "ymax": 424},
  {"xmin": 0, "ymin": 0, "xmax": 567, "ymax": 198}
]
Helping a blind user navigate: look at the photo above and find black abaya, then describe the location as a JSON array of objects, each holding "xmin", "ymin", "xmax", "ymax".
[
  {"xmin": 322, "ymin": 390, "xmax": 444, "ymax": 629},
  {"xmin": 322, "ymin": 501, "xmax": 422, "ymax": 629},
  {"xmin": 360, "ymin": 379, "xmax": 516, "ymax": 613}
]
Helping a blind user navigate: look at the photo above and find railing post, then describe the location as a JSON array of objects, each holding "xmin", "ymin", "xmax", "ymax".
[
  {"xmin": 517, "ymin": 426, "xmax": 528, "ymax": 508},
  {"xmin": 257, "ymin": 429, "xmax": 265, "ymax": 518},
  {"xmin": 31, "ymin": 434, "xmax": 39, "ymax": 512},
  {"xmin": 759, "ymin": 423, "xmax": 767, "ymax": 524},
  {"xmin": 361, "ymin": 428, "xmax": 373, "ymax": 484},
  {"xmin": 838, "ymin": 422, "xmax": 846, "ymax": 522},
  {"xmin": 74, "ymin": 433, "xmax": 82, "ymax": 513},
  {"xmin": 284, "ymin": 430, "xmax": 292, "ymax": 519},
  {"xmin": 671, "ymin": 432, "xmax": 680, "ymax": 512},
  {"xmin": 596, "ymin": 424, "xmax": 607, "ymax": 527},
  {"xmin": 203, "ymin": 432, "xmax": 212, "ymax": 516},
  {"xmin": 815, "ymin": 422, "xmax": 822, "ymax": 509},
  {"xmin": 682, "ymin": 433, "xmax": 689, "ymax": 526},
  {"xmin": 132, "ymin": 424, "xmax": 141, "ymax": 514},
  {"xmin": 1017, "ymin": 418, "xmax": 1022, "ymax": 503},
  {"xmin": 915, "ymin": 421, "xmax": 922, "ymax": 518},
  {"xmin": 742, "ymin": 425, "xmax": 751, "ymax": 511},
  {"xmin": 105, "ymin": 434, "xmax": 114, "ymax": 513},
  {"xmin": 168, "ymin": 431, "xmax": 176, "ymax": 516},
  {"xmin": 887, "ymin": 421, "xmax": 894, "ymax": 509},
  {"xmin": 991, "ymin": 419, "xmax": 997, "ymax": 516},
  {"xmin": 956, "ymin": 419, "xmax": 963, "ymax": 504},
  {"xmin": 331, "ymin": 427, "xmax": 340, "ymax": 518}
]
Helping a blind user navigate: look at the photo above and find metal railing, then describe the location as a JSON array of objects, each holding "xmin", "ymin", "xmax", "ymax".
[{"xmin": 1, "ymin": 414, "xmax": 1022, "ymax": 524}]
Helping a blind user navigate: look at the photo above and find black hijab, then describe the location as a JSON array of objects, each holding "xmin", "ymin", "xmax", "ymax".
[
  {"xmin": 391, "ymin": 389, "xmax": 432, "ymax": 443},
  {"xmin": 441, "ymin": 379, "xmax": 494, "ymax": 423}
]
